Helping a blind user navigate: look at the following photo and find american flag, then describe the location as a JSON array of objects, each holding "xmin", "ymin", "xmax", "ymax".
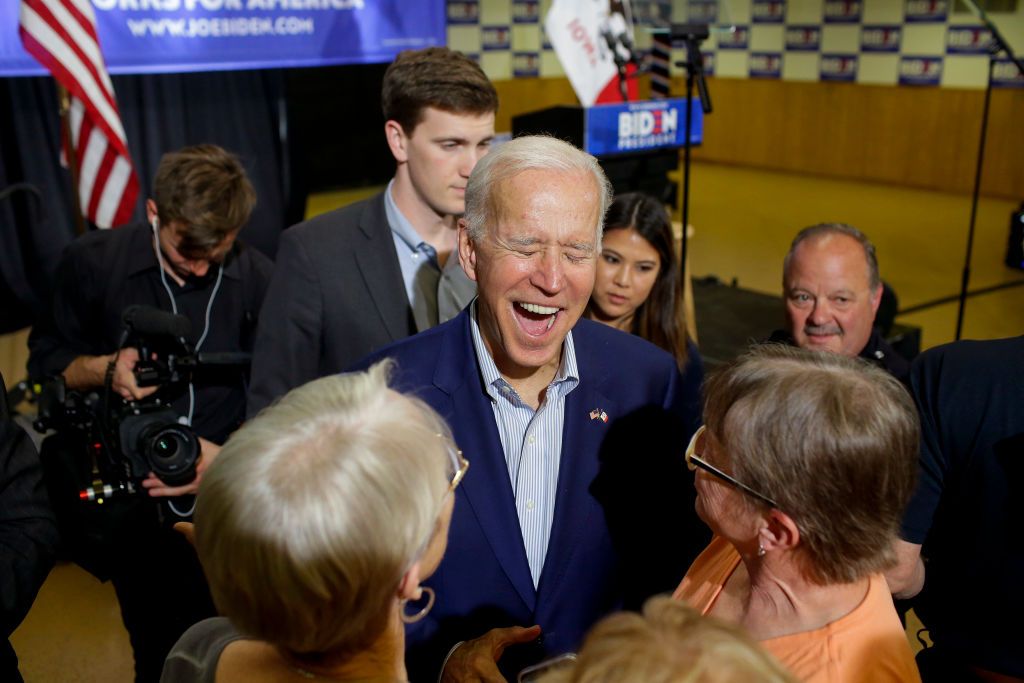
[{"xmin": 19, "ymin": 0, "xmax": 139, "ymax": 228}]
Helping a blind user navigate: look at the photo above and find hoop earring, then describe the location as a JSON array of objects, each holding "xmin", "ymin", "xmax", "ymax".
[{"xmin": 400, "ymin": 586, "xmax": 435, "ymax": 624}]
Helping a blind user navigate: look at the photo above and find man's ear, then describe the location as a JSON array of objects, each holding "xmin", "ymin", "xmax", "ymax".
[
  {"xmin": 397, "ymin": 560, "xmax": 423, "ymax": 602},
  {"xmin": 457, "ymin": 220, "xmax": 479, "ymax": 283},
  {"xmin": 145, "ymin": 199, "xmax": 159, "ymax": 226},
  {"xmin": 384, "ymin": 120, "xmax": 409, "ymax": 164},
  {"xmin": 758, "ymin": 509, "xmax": 800, "ymax": 555}
]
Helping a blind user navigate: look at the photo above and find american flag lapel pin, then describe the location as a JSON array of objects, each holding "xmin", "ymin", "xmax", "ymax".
[{"xmin": 590, "ymin": 409, "xmax": 609, "ymax": 423}]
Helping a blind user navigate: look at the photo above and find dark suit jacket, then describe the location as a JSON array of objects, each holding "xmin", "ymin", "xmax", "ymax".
[
  {"xmin": 0, "ymin": 372, "xmax": 58, "ymax": 683},
  {"xmin": 356, "ymin": 311, "xmax": 707, "ymax": 680},
  {"xmin": 248, "ymin": 193, "xmax": 415, "ymax": 416}
]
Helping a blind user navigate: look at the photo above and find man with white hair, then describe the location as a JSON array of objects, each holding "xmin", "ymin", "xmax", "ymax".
[{"xmin": 356, "ymin": 135, "xmax": 706, "ymax": 681}]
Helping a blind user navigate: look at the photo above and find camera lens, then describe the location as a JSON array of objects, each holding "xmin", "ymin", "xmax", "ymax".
[{"xmin": 153, "ymin": 435, "xmax": 179, "ymax": 459}]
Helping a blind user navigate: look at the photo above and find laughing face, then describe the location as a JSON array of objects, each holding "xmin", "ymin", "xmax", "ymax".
[{"xmin": 459, "ymin": 168, "xmax": 601, "ymax": 378}]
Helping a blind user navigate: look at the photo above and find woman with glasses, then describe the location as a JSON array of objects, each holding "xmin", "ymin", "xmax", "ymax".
[
  {"xmin": 674, "ymin": 345, "xmax": 920, "ymax": 682},
  {"xmin": 160, "ymin": 361, "xmax": 467, "ymax": 682}
]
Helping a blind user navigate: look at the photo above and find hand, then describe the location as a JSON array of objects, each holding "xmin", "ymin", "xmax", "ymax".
[
  {"xmin": 173, "ymin": 522, "xmax": 196, "ymax": 546},
  {"xmin": 111, "ymin": 347, "xmax": 158, "ymax": 401},
  {"xmin": 143, "ymin": 437, "xmax": 221, "ymax": 498},
  {"xmin": 441, "ymin": 625, "xmax": 542, "ymax": 683}
]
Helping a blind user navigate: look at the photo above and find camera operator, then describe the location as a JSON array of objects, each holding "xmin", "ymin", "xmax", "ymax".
[{"xmin": 27, "ymin": 144, "xmax": 272, "ymax": 683}]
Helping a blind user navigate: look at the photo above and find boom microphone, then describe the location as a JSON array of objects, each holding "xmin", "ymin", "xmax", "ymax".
[{"xmin": 122, "ymin": 305, "xmax": 191, "ymax": 339}]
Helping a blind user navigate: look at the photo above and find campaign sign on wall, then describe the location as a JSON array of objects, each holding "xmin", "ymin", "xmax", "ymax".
[
  {"xmin": 946, "ymin": 26, "xmax": 993, "ymax": 55},
  {"xmin": 823, "ymin": 0, "xmax": 861, "ymax": 23},
  {"xmin": 1, "ymin": 0, "xmax": 446, "ymax": 76},
  {"xmin": 861, "ymin": 25, "xmax": 902, "ymax": 53},
  {"xmin": 513, "ymin": 51, "xmax": 539, "ymax": 77},
  {"xmin": 718, "ymin": 25, "xmax": 750, "ymax": 50},
  {"xmin": 786, "ymin": 25, "xmax": 821, "ymax": 52},
  {"xmin": 702, "ymin": 51, "xmax": 715, "ymax": 76},
  {"xmin": 687, "ymin": 0, "xmax": 718, "ymax": 24},
  {"xmin": 820, "ymin": 53, "xmax": 858, "ymax": 81},
  {"xmin": 749, "ymin": 52, "xmax": 782, "ymax": 78},
  {"xmin": 904, "ymin": 0, "xmax": 948, "ymax": 23},
  {"xmin": 481, "ymin": 25, "xmax": 511, "ymax": 50},
  {"xmin": 512, "ymin": 0, "xmax": 539, "ymax": 24},
  {"xmin": 992, "ymin": 59, "xmax": 1024, "ymax": 88},
  {"xmin": 752, "ymin": 0, "xmax": 786, "ymax": 24},
  {"xmin": 585, "ymin": 98, "xmax": 702, "ymax": 156},
  {"xmin": 899, "ymin": 55, "xmax": 943, "ymax": 85},
  {"xmin": 448, "ymin": 0, "xmax": 479, "ymax": 25}
]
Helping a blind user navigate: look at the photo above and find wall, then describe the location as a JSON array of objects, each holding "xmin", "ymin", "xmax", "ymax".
[{"xmin": 465, "ymin": 0, "xmax": 1024, "ymax": 198}]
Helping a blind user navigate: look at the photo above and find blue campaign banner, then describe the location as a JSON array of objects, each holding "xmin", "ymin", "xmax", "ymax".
[
  {"xmin": 1, "ymin": 0, "xmax": 446, "ymax": 76},
  {"xmin": 512, "ymin": 0, "xmax": 539, "ymax": 24},
  {"xmin": 447, "ymin": 0, "xmax": 479, "ymax": 25},
  {"xmin": 512, "ymin": 51, "xmax": 539, "ymax": 77},
  {"xmin": 946, "ymin": 26, "xmax": 993, "ymax": 55},
  {"xmin": 749, "ymin": 52, "xmax": 782, "ymax": 79},
  {"xmin": 904, "ymin": 0, "xmax": 948, "ymax": 23},
  {"xmin": 861, "ymin": 25, "xmax": 901, "ymax": 53},
  {"xmin": 717, "ymin": 25, "xmax": 749, "ymax": 50},
  {"xmin": 785, "ymin": 25, "xmax": 821, "ymax": 52},
  {"xmin": 752, "ymin": 0, "xmax": 785, "ymax": 24},
  {"xmin": 820, "ymin": 53, "xmax": 857, "ymax": 81},
  {"xmin": 899, "ymin": 56, "xmax": 942, "ymax": 85},
  {"xmin": 585, "ymin": 98, "xmax": 702, "ymax": 157},
  {"xmin": 823, "ymin": 0, "xmax": 861, "ymax": 23},
  {"xmin": 993, "ymin": 59, "xmax": 1024, "ymax": 88},
  {"xmin": 687, "ymin": 0, "xmax": 718, "ymax": 24}
]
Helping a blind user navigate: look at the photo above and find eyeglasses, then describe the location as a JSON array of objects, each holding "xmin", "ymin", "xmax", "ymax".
[
  {"xmin": 443, "ymin": 438, "xmax": 469, "ymax": 493},
  {"xmin": 685, "ymin": 426, "xmax": 778, "ymax": 508}
]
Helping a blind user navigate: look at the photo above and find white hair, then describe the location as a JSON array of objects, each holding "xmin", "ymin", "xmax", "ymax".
[
  {"xmin": 194, "ymin": 361, "xmax": 453, "ymax": 658},
  {"xmin": 463, "ymin": 135, "xmax": 613, "ymax": 243}
]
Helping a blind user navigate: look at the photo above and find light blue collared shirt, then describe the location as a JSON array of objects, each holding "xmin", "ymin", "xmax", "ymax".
[
  {"xmin": 384, "ymin": 181, "xmax": 476, "ymax": 332},
  {"xmin": 469, "ymin": 300, "xmax": 580, "ymax": 587}
]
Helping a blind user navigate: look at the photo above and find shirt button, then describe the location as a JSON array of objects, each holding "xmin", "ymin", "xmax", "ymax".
[
  {"xmin": 528, "ymin": 435, "xmax": 536, "ymax": 444},
  {"xmin": 527, "ymin": 499, "xmax": 535, "ymax": 510}
]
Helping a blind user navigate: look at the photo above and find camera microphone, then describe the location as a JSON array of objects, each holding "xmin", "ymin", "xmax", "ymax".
[{"xmin": 122, "ymin": 305, "xmax": 191, "ymax": 339}]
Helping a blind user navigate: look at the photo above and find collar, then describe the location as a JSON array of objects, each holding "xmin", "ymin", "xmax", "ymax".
[
  {"xmin": 468, "ymin": 299, "xmax": 579, "ymax": 401},
  {"xmin": 127, "ymin": 221, "xmax": 241, "ymax": 281},
  {"xmin": 384, "ymin": 179, "xmax": 432, "ymax": 254}
]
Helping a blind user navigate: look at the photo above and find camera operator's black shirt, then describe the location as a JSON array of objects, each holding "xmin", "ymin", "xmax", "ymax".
[{"xmin": 29, "ymin": 222, "xmax": 273, "ymax": 444}]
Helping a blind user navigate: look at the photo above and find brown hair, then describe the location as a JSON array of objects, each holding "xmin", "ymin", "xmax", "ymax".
[
  {"xmin": 702, "ymin": 344, "xmax": 918, "ymax": 585},
  {"xmin": 152, "ymin": 144, "xmax": 255, "ymax": 256},
  {"xmin": 381, "ymin": 47, "xmax": 498, "ymax": 135},
  {"xmin": 541, "ymin": 597, "xmax": 795, "ymax": 683},
  {"xmin": 602, "ymin": 192, "xmax": 690, "ymax": 370}
]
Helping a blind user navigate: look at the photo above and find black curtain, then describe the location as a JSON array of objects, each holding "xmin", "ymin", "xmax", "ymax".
[{"xmin": 0, "ymin": 69, "xmax": 294, "ymax": 333}]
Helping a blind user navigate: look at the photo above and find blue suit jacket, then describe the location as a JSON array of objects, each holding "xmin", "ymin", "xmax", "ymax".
[{"xmin": 356, "ymin": 310, "xmax": 707, "ymax": 680}]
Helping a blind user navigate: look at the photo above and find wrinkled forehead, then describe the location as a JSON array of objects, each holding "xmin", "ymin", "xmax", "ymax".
[
  {"xmin": 787, "ymin": 235, "xmax": 874, "ymax": 291},
  {"xmin": 489, "ymin": 169, "xmax": 602, "ymax": 241}
]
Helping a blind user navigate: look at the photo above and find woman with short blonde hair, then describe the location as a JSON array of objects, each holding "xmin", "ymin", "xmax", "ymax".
[{"xmin": 161, "ymin": 361, "xmax": 467, "ymax": 682}]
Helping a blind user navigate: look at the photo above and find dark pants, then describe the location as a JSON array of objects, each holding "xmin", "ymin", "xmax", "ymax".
[{"xmin": 110, "ymin": 506, "xmax": 215, "ymax": 683}]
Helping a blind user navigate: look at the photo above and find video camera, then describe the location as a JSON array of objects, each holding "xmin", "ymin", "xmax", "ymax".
[{"xmin": 34, "ymin": 304, "xmax": 248, "ymax": 503}]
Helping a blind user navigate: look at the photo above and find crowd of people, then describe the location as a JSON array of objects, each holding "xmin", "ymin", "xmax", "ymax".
[{"xmin": 2, "ymin": 44, "xmax": 1019, "ymax": 683}]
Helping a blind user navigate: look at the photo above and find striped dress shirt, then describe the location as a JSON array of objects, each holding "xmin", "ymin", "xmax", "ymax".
[{"xmin": 469, "ymin": 302, "xmax": 580, "ymax": 587}]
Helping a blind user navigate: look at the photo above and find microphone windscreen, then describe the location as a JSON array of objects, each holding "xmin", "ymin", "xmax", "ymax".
[{"xmin": 122, "ymin": 305, "xmax": 192, "ymax": 339}]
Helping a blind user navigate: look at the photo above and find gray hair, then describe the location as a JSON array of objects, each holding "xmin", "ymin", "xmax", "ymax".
[
  {"xmin": 463, "ymin": 135, "xmax": 613, "ymax": 243},
  {"xmin": 783, "ymin": 223, "xmax": 881, "ymax": 291},
  {"xmin": 702, "ymin": 344, "xmax": 918, "ymax": 585},
  {"xmin": 194, "ymin": 361, "xmax": 454, "ymax": 658}
]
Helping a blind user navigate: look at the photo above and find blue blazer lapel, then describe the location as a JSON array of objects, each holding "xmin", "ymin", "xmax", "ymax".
[
  {"xmin": 536, "ymin": 380, "xmax": 617, "ymax": 605},
  {"xmin": 435, "ymin": 313, "xmax": 537, "ymax": 613}
]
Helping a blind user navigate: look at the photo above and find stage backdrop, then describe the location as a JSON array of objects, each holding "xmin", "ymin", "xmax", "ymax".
[{"xmin": 0, "ymin": 0, "xmax": 445, "ymax": 76}]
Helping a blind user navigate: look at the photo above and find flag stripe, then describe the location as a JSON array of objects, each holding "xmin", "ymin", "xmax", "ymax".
[
  {"xmin": 20, "ymin": 6, "xmax": 127, "ymax": 147},
  {"xmin": 20, "ymin": 0, "xmax": 138, "ymax": 228},
  {"xmin": 29, "ymin": 0, "xmax": 117, "ymax": 108}
]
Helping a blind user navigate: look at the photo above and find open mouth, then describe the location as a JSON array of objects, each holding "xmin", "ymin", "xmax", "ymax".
[{"xmin": 514, "ymin": 302, "xmax": 561, "ymax": 336}]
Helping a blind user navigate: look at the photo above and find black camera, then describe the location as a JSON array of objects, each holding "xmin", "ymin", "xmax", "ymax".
[{"xmin": 33, "ymin": 305, "xmax": 224, "ymax": 501}]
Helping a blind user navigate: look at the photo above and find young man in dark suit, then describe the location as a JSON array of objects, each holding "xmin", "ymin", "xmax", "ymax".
[{"xmin": 248, "ymin": 47, "xmax": 498, "ymax": 415}]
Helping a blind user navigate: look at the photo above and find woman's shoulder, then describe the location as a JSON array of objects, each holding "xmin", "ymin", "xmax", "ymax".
[
  {"xmin": 160, "ymin": 617, "xmax": 247, "ymax": 683},
  {"xmin": 761, "ymin": 574, "xmax": 919, "ymax": 683}
]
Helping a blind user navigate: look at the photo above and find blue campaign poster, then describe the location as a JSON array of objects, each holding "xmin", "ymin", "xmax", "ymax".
[{"xmin": 2, "ymin": 0, "xmax": 446, "ymax": 76}]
